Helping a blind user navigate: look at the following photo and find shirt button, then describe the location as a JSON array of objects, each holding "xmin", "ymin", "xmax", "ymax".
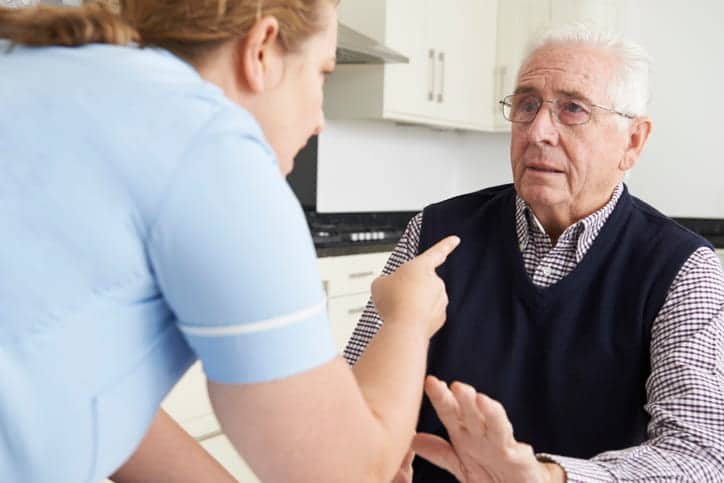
[{"xmin": 541, "ymin": 265, "xmax": 551, "ymax": 276}]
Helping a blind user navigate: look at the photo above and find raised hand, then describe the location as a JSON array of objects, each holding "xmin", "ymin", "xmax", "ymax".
[{"xmin": 413, "ymin": 376, "xmax": 566, "ymax": 483}]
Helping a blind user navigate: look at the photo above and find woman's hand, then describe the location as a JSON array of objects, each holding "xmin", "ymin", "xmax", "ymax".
[
  {"xmin": 413, "ymin": 376, "xmax": 566, "ymax": 483},
  {"xmin": 371, "ymin": 235, "xmax": 460, "ymax": 337}
]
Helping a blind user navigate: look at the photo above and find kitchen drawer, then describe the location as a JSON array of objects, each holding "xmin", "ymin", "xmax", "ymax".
[
  {"xmin": 318, "ymin": 251, "xmax": 390, "ymax": 297},
  {"xmin": 327, "ymin": 292, "xmax": 372, "ymax": 351},
  {"xmin": 200, "ymin": 434, "xmax": 260, "ymax": 483},
  {"xmin": 161, "ymin": 361, "xmax": 220, "ymax": 440}
]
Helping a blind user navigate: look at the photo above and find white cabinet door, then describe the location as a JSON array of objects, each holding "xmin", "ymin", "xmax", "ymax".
[
  {"xmin": 328, "ymin": 292, "xmax": 373, "ymax": 351},
  {"xmin": 383, "ymin": 0, "xmax": 439, "ymax": 120},
  {"xmin": 318, "ymin": 251, "xmax": 390, "ymax": 351},
  {"xmin": 318, "ymin": 251, "xmax": 390, "ymax": 297},
  {"xmin": 327, "ymin": 0, "xmax": 500, "ymax": 131},
  {"xmin": 200, "ymin": 434, "xmax": 260, "ymax": 483},
  {"xmin": 431, "ymin": 0, "xmax": 499, "ymax": 130}
]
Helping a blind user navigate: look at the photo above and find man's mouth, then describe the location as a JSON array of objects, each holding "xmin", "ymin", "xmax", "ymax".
[{"xmin": 527, "ymin": 164, "xmax": 564, "ymax": 174}]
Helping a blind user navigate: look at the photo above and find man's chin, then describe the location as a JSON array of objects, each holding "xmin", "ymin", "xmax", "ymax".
[{"xmin": 517, "ymin": 183, "xmax": 568, "ymax": 209}]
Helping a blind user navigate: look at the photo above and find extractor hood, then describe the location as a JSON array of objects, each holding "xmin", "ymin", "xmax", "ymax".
[{"xmin": 336, "ymin": 23, "xmax": 409, "ymax": 65}]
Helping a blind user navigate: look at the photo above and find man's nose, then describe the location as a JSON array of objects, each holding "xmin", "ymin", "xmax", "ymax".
[{"xmin": 527, "ymin": 101, "xmax": 559, "ymax": 145}]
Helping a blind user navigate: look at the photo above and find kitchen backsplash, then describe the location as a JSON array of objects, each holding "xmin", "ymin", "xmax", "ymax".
[{"xmin": 316, "ymin": 120, "xmax": 512, "ymax": 213}]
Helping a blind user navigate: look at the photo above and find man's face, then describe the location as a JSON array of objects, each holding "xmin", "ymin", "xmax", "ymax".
[{"xmin": 510, "ymin": 44, "xmax": 632, "ymax": 219}]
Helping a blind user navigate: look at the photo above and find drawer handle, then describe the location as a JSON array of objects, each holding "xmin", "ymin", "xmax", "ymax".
[
  {"xmin": 348, "ymin": 307, "xmax": 366, "ymax": 315},
  {"xmin": 428, "ymin": 48, "xmax": 436, "ymax": 101},
  {"xmin": 348, "ymin": 271, "xmax": 374, "ymax": 279}
]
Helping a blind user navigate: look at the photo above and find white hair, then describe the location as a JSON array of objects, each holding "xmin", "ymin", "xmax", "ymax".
[{"xmin": 521, "ymin": 23, "xmax": 652, "ymax": 118}]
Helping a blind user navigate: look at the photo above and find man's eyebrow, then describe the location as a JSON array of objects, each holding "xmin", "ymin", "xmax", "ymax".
[
  {"xmin": 557, "ymin": 89, "xmax": 594, "ymax": 103},
  {"xmin": 512, "ymin": 86, "xmax": 595, "ymax": 104},
  {"xmin": 513, "ymin": 85, "xmax": 538, "ymax": 95}
]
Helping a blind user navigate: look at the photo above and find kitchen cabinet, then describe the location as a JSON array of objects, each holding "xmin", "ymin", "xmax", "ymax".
[
  {"xmin": 493, "ymin": 0, "xmax": 625, "ymax": 130},
  {"xmin": 325, "ymin": 0, "xmax": 499, "ymax": 131},
  {"xmin": 318, "ymin": 251, "xmax": 390, "ymax": 349}
]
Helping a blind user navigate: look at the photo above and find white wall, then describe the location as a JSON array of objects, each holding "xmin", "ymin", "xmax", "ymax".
[
  {"xmin": 317, "ymin": 121, "xmax": 511, "ymax": 213},
  {"xmin": 319, "ymin": 1, "xmax": 724, "ymax": 217},
  {"xmin": 621, "ymin": 0, "xmax": 724, "ymax": 218}
]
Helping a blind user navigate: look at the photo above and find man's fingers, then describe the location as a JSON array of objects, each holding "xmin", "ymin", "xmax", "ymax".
[
  {"xmin": 451, "ymin": 382, "xmax": 487, "ymax": 437},
  {"xmin": 412, "ymin": 433, "xmax": 465, "ymax": 482},
  {"xmin": 417, "ymin": 235, "xmax": 460, "ymax": 268},
  {"xmin": 401, "ymin": 448, "xmax": 415, "ymax": 468},
  {"xmin": 476, "ymin": 393, "xmax": 515, "ymax": 445},
  {"xmin": 390, "ymin": 449, "xmax": 416, "ymax": 483},
  {"xmin": 424, "ymin": 376, "xmax": 461, "ymax": 428}
]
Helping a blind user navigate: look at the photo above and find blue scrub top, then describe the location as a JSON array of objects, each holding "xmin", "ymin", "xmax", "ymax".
[{"xmin": 0, "ymin": 42, "xmax": 336, "ymax": 482}]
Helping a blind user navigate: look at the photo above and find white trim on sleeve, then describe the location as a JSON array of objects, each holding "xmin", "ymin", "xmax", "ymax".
[{"xmin": 178, "ymin": 299, "xmax": 327, "ymax": 337}]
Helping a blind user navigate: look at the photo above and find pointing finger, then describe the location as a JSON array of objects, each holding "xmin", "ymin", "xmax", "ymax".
[{"xmin": 416, "ymin": 236, "xmax": 460, "ymax": 268}]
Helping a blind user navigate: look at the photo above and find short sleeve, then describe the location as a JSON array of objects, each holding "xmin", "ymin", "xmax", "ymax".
[{"xmin": 148, "ymin": 109, "xmax": 336, "ymax": 384}]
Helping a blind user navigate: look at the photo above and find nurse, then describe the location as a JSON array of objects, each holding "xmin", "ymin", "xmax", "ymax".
[{"xmin": 0, "ymin": 1, "xmax": 459, "ymax": 481}]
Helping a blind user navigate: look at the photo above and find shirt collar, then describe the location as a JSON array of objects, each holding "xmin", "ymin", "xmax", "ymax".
[{"xmin": 514, "ymin": 183, "xmax": 625, "ymax": 262}]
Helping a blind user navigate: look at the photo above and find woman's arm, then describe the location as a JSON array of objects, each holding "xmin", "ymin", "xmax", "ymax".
[
  {"xmin": 209, "ymin": 237, "xmax": 459, "ymax": 483},
  {"xmin": 110, "ymin": 409, "xmax": 235, "ymax": 483}
]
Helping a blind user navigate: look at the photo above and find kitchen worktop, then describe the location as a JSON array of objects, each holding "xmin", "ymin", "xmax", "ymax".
[{"xmin": 316, "ymin": 243, "xmax": 397, "ymax": 257}]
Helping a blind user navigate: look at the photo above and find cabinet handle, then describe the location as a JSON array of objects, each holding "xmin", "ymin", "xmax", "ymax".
[
  {"xmin": 428, "ymin": 48, "xmax": 436, "ymax": 102},
  {"xmin": 437, "ymin": 51, "xmax": 445, "ymax": 103},
  {"xmin": 496, "ymin": 65, "xmax": 507, "ymax": 113},
  {"xmin": 348, "ymin": 307, "xmax": 366, "ymax": 315},
  {"xmin": 348, "ymin": 271, "xmax": 374, "ymax": 279}
]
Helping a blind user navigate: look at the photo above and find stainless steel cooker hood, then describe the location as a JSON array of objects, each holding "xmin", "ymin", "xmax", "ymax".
[{"xmin": 336, "ymin": 23, "xmax": 409, "ymax": 65}]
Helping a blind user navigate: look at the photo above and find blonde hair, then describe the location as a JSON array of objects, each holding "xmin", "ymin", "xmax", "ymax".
[{"xmin": 0, "ymin": 0, "xmax": 336, "ymax": 62}]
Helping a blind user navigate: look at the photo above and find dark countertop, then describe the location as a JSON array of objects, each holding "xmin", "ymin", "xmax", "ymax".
[
  {"xmin": 674, "ymin": 218, "xmax": 724, "ymax": 248},
  {"xmin": 316, "ymin": 242, "xmax": 397, "ymax": 258},
  {"xmin": 311, "ymin": 217, "xmax": 724, "ymax": 258}
]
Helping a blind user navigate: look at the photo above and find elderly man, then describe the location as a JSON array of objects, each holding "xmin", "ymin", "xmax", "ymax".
[{"xmin": 345, "ymin": 26, "xmax": 724, "ymax": 482}]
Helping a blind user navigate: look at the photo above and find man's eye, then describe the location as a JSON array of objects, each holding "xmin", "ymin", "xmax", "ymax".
[
  {"xmin": 563, "ymin": 101, "xmax": 587, "ymax": 113},
  {"xmin": 520, "ymin": 99, "xmax": 538, "ymax": 113}
]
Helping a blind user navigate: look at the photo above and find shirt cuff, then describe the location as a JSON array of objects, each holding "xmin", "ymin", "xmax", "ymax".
[{"xmin": 537, "ymin": 453, "xmax": 613, "ymax": 483}]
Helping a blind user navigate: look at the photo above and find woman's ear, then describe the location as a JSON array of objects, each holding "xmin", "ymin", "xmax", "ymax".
[
  {"xmin": 235, "ymin": 16, "xmax": 284, "ymax": 94},
  {"xmin": 620, "ymin": 116, "xmax": 653, "ymax": 171}
]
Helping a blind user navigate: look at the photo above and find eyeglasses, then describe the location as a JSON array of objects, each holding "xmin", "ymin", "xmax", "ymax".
[{"xmin": 499, "ymin": 93, "xmax": 635, "ymax": 126}]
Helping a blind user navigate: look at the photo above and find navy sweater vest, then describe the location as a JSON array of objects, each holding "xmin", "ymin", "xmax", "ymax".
[{"xmin": 412, "ymin": 184, "xmax": 710, "ymax": 482}]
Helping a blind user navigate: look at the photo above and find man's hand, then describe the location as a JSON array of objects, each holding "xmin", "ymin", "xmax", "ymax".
[{"xmin": 412, "ymin": 376, "xmax": 566, "ymax": 483}]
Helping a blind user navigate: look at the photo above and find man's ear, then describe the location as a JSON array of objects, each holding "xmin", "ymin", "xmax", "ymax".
[
  {"xmin": 620, "ymin": 116, "xmax": 652, "ymax": 171},
  {"xmin": 235, "ymin": 16, "xmax": 284, "ymax": 94}
]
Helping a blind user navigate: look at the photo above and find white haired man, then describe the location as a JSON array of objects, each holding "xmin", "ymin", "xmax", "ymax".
[{"xmin": 346, "ymin": 26, "xmax": 724, "ymax": 482}]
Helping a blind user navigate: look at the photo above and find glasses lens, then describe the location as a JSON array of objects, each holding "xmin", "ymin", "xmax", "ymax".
[
  {"xmin": 508, "ymin": 94, "xmax": 540, "ymax": 123},
  {"xmin": 556, "ymin": 98, "xmax": 592, "ymax": 125}
]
